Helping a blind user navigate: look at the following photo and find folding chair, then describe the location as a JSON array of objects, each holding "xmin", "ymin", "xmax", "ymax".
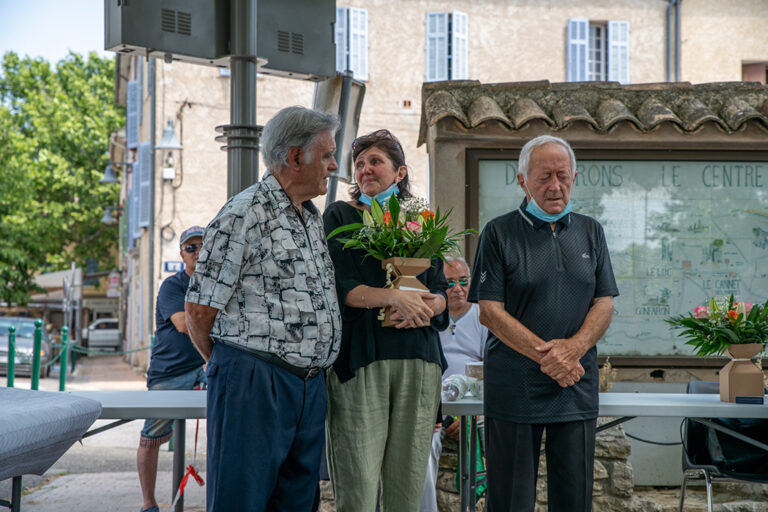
[{"xmin": 679, "ymin": 380, "xmax": 768, "ymax": 512}]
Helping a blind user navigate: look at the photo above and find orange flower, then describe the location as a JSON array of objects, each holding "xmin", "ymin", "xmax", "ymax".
[
  {"xmin": 728, "ymin": 309, "xmax": 739, "ymax": 321},
  {"xmin": 420, "ymin": 210, "xmax": 435, "ymax": 221},
  {"xmin": 383, "ymin": 211, "xmax": 392, "ymax": 225}
]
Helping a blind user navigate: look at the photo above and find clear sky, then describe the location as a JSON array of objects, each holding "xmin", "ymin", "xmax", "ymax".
[{"xmin": 0, "ymin": 0, "xmax": 109, "ymax": 65}]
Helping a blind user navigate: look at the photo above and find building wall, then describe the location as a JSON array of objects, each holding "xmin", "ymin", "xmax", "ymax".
[{"xmin": 681, "ymin": 0, "xmax": 768, "ymax": 84}]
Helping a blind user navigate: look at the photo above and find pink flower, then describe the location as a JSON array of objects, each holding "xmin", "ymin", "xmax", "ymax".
[
  {"xmin": 693, "ymin": 306, "xmax": 709, "ymax": 319},
  {"xmin": 743, "ymin": 302, "xmax": 753, "ymax": 315},
  {"xmin": 406, "ymin": 221, "xmax": 421, "ymax": 233}
]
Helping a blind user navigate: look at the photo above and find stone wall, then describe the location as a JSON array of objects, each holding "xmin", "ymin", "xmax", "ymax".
[{"xmin": 433, "ymin": 418, "xmax": 655, "ymax": 512}]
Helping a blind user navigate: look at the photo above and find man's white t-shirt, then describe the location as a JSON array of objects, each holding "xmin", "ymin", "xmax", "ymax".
[{"xmin": 440, "ymin": 303, "xmax": 488, "ymax": 378}]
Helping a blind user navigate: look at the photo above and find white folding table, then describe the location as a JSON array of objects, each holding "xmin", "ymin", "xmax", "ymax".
[
  {"xmin": 70, "ymin": 390, "xmax": 206, "ymax": 512},
  {"xmin": 442, "ymin": 393, "xmax": 768, "ymax": 512}
]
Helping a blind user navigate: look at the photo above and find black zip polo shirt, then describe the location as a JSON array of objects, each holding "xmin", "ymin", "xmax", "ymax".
[{"xmin": 468, "ymin": 199, "xmax": 619, "ymax": 423}]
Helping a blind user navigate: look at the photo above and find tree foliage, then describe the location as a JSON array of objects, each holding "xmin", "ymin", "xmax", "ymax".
[{"xmin": 0, "ymin": 51, "xmax": 124, "ymax": 305}]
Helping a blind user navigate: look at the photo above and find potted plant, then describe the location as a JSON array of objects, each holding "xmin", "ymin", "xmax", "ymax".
[
  {"xmin": 327, "ymin": 195, "xmax": 475, "ymax": 325},
  {"xmin": 666, "ymin": 295, "xmax": 768, "ymax": 402}
]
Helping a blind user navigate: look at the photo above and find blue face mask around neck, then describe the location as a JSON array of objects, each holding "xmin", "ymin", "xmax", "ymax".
[
  {"xmin": 358, "ymin": 182, "xmax": 400, "ymax": 206},
  {"xmin": 523, "ymin": 184, "xmax": 573, "ymax": 223}
]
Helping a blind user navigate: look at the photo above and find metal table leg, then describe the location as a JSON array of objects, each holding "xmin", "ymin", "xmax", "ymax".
[
  {"xmin": 459, "ymin": 415, "xmax": 468, "ymax": 512},
  {"xmin": 11, "ymin": 476, "xmax": 21, "ymax": 512},
  {"xmin": 469, "ymin": 416, "xmax": 478, "ymax": 511},
  {"xmin": 173, "ymin": 419, "xmax": 186, "ymax": 512}
]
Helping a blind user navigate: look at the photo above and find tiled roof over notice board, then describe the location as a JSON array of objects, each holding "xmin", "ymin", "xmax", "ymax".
[{"xmin": 418, "ymin": 80, "xmax": 768, "ymax": 146}]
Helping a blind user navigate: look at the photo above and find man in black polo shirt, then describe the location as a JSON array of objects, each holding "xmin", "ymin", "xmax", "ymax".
[{"xmin": 468, "ymin": 135, "xmax": 618, "ymax": 512}]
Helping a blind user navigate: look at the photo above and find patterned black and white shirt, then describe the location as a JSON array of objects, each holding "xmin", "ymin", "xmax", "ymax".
[{"xmin": 186, "ymin": 171, "xmax": 341, "ymax": 369}]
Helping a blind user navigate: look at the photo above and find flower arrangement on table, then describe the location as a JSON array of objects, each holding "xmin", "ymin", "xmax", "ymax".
[
  {"xmin": 327, "ymin": 195, "xmax": 476, "ymax": 325},
  {"xmin": 665, "ymin": 295, "xmax": 768, "ymax": 356}
]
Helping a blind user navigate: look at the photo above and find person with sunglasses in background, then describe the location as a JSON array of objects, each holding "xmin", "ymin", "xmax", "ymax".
[
  {"xmin": 420, "ymin": 255, "xmax": 488, "ymax": 512},
  {"xmin": 137, "ymin": 225, "xmax": 207, "ymax": 512}
]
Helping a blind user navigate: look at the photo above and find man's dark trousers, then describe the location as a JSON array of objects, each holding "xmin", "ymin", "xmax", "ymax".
[
  {"xmin": 485, "ymin": 417, "xmax": 597, "ymax": 512},
  {"xmin": 205, "ymin": 342, "xmax": 326, "ymax": 512}
]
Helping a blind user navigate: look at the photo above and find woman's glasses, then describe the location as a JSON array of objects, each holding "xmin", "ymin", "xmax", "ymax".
[
  {"xmin": 183, "ymin": 243, "xmax": 201, "ymax": 254},
  {"xmin": 446, "ymin": 278, "xmax": 469, "ymax": 288}
]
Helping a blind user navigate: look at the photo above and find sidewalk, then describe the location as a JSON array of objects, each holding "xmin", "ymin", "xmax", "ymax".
[{"xmin": 2, "ymin": 355, "xmax": 207, "ymax": 512}]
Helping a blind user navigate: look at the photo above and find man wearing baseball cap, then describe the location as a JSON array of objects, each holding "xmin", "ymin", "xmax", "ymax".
[{"xmin": 137, "ymin": 225, "xmax": 207, "ymax": 512}]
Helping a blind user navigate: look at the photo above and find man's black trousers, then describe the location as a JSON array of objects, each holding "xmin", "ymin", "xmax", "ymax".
[{"xmin": 485, "ymin": 417, "xmax": 597, "ymax": 512}]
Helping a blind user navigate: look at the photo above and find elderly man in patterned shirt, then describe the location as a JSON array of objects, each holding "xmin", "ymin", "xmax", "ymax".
[{"xmin": 185, "ymin": 106, "xmax": 342, "ymax": 511}]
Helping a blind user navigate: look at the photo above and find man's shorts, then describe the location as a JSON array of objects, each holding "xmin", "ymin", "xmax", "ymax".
[{"xmin": 139, "ymin": 366, "xmax": 206, "ymax": 448}]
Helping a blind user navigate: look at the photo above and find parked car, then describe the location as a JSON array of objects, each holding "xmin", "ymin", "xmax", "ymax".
[
  {"xmin": 83, "ymin": 318, "xmax": 121, "ymax": 351},
  {"xmin": 0, "ymin": 317, "xmax": 52, "ymax": 377}
]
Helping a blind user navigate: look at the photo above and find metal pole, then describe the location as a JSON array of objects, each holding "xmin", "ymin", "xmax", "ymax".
[
  {"xmin": 227, "ymin": 0, "xmax": 258, "ymax": 197},
  {"xmin": 59, "ymin": 326, "xmax": 69, "ymax": 392},
  {"xmin": 31, "ymin": 319, "xmax": 42, "ymax": 390},
  {"xmin": 325, "ymin": 70, "xmax": 354, "ymax": 209},
  {"xmin": 7, "ymin": 325, "xmax": 15, "ymax": 388},
  {"xmin": 675, "ymin": 0, "xmax": 682, "ymax": 82},
  {"xmin": 172, "ymin": 419, "xmax": 186, "ymax": 512},
  {"xmin": 72, "ymin": 299, "xmax": 80, "ymax": 372}
]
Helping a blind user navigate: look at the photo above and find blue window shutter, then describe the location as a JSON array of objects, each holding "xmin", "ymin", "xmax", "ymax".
[
  {"xmin": 567, "ymin": 18, "xmax": 588, "ymax": 82},
  {"xmin": 126, "ymin": 81, "xmax": 139, "ymax": 149},
  {"xmin": 608, "ymin": 20, "xmax": 630, "ymax": 84},
  {"xmin": 130, "ymin": 166, "xmax": 141, "ymax": 242},
  {"xmin": 137, "ymin": 58, "xmax": 143, "ymax": 96},
  {"xmin": 450, "ymin": 11, "xmax": 469, "ymax": 80},
  {"xmin": 348, "ymin": 8, "xmax": 369, "ymax": 81},
  {"xmin": 425, "ymin": 12, "xmax": 448, "ymax": 82},
  {"xmin": 138, "ymin": 142, "xmax": 152, "ymax": 228},
  {"xmin": 335, "ymin": 7, "xmax": 348, "ymax": 73}
]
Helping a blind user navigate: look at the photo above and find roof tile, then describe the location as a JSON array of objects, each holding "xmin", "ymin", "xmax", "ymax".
[{"xmin": 418, "ymin": 80, "xmax": 768, "ymax": 145}]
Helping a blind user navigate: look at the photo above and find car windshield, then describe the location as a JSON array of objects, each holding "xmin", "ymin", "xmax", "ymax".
[{"xmin": 0, "ymin": 319, "xmax": 37, "ymax": 338}]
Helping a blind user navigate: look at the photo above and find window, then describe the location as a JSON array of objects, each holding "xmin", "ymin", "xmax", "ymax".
[
  {"xmin": 588, "ymin": 24, "xmax": 606, "ymax": 81},
  {"xmin": 425, "ymin": 11, "xmax": 468, "ymax": 82},
  {"xmin": 336, "ymin": 7, "xmax": 369, "ymax": 81},
  {"xmin": 568, "ymin": 19, "xmax": 630, "ymax": 84}
]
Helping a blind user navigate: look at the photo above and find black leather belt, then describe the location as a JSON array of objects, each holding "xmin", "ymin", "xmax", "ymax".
[{"xmin": 218, "ymin": 340, "xmax": 322, "ymax": 380}]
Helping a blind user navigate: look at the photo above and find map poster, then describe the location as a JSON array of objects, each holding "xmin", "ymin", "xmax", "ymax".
[{"xmin": 477, "ymin": 159, "xmax": 768, "ymax": 356}]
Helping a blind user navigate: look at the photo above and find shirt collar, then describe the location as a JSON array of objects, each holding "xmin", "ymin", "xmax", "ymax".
[
  {"xmin": 262, "ymin": 171, "xmax": 320, "ymax": 217},
  {"xmin": 518, "ymin": 198, "xmax": 571, "ymax": 229}
]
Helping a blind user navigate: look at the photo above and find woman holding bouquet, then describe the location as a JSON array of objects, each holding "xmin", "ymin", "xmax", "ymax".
[{"xmin": 323, "ymin": 129, "xmax": 449, "ymax": 511}]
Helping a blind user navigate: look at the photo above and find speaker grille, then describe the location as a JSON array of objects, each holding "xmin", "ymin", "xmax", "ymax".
[
  {"xmin": 277, "ymin": 31, "xmax": 290, "ymax": 52},
  {"xmin": 160, "ymin": 9, "xmax": 191, "ymax": 36},
  {"xmin": 291, "ymin": 33, "xmax": 303, "ymax": 55},
  {"xmin": 177, "ymin": 12, "xmax": 191, "ymax": 36},
  {"xmin": 161, "ymin": 9, "xmax": 175, "ymax": 33}
]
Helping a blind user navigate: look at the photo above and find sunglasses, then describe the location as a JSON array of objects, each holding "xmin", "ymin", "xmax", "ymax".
[
  {"xmin": 447, "ymin": 278, "xmax": 469, "ymax": 288},
  {"xmin": 183, "ymin": 243, "xmax": 201, "ymax": 254}
]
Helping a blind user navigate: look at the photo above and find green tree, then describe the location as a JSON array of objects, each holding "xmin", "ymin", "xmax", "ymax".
[{"xmin": 0, "ymin": 51, "xmax": 124, "ymax": 305}]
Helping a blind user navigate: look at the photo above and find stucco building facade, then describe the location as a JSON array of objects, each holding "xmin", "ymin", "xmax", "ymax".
[{"xmin": 109, "ymin": 0, "xmax": 767, "ymax": 370}]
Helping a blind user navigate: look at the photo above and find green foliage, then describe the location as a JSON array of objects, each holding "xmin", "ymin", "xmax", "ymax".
[
  {"xmin": 665, "ymin": 295, "xmax": 768, "ymax": 356},
  {"xmin": 327, "ymin": 195, "xmax": 476, "ymax": 261},
  {"xmin": 0, "ymin": 51, "xmax": 124, "ymax": 305}
]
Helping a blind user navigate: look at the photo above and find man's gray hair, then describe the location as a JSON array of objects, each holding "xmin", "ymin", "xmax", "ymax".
[
  {"xmin": 444, "ymin": 254, "xmax": 470, "ymax": 274},
  {"xmin": 517, "ymin": 135, "xmax": 576, "ymax": 179},
  {"xmin": 261, "ymin": 106, "xmax": 340, "ymax": 172}
]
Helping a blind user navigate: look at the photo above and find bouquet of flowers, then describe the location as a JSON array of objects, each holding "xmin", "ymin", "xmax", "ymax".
[
  {"xmin": 665, "ymin": 295, "xmax": 768, "ymax": 356},
  {"xmin": 328, "ymin": 195, "xmax": 475, "ymax": 326},
  {"xmin": 326, "ymin": 195, "xmax": 475, "ymax": 261}
]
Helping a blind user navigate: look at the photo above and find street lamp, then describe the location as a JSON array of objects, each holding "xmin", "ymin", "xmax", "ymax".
[
  {"xmin": 100, "ymin": 206, "xmax": 122, "ymax": 225},
  {"xmin": 156, "ymin": 118, "xmax": 184, "ymax": 180},
  {"xmin": 100, "ymin": 161, "xmax": 133, "ymax": 184}
]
